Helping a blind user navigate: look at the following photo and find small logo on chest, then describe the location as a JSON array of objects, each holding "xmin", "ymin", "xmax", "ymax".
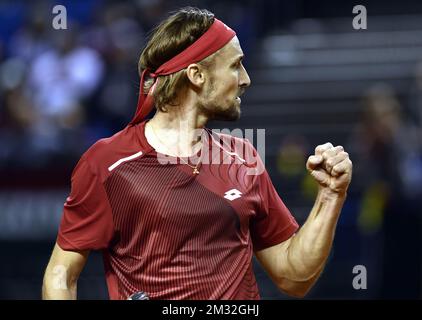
[{"xmin": 224, "ymin": 188, "xmax": 242, "ymax": 201}]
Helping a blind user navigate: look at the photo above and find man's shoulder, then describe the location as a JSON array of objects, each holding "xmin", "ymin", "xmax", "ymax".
[{"xmin": 80, "ymin": 125, "xmax": 145, "ymax": 176}]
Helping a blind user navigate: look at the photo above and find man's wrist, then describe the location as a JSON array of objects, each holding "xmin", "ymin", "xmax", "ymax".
[{"xmin": 317, "ymin": 187, "xmax": 347, "ymax": 202}]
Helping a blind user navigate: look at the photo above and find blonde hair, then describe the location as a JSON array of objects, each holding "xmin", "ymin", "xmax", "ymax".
[{"xmin": 138, "ymin": 7, "xmax": 215, "ymax": 112}]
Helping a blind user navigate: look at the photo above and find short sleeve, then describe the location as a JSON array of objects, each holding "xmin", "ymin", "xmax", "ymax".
[
  {"xmin": 57, "ymin": 157, "xmax": 115, "ymax": 251},
  {"xmin": 250, "ymin": 166, "xmax": 299, "ymax": 252}
]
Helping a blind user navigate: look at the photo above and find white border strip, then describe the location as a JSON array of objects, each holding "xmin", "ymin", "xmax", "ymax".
[{"xmin": 108, "ymin": 151, "xmax": 143, "ymax": 172}]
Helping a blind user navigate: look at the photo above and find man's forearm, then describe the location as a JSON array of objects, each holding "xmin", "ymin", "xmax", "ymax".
[
  {"xmin": 42, "ymin": 244, "xmax": 88, "ymax": 300},
  {"xmin": 283, "ymin": 188, "xmax": 346, "ymax": 281},
  {"xmin": 42, "ymin": 271, "xmax": 77, "ymax": 300}
]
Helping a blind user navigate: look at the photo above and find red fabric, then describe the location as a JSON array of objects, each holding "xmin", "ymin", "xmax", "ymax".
[
  {"xmin": 57, "ymin": 157, "xmax": 114, "ymax": 251},
  {"xmin": 57, "ymin": 121, "xmax": 299, "ymax": 299},
  {"xmin": 130, "ymin": 18, "xmax": 236, "ymax": 125}
]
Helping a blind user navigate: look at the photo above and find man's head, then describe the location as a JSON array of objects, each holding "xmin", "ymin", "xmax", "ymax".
[
  {"xmin": 138, "ymin": 7, "xmax": 250, "ymax": 121},
  {"xmin": 192, "ymin": 36, "xmax": 250, "ymax": 121}
]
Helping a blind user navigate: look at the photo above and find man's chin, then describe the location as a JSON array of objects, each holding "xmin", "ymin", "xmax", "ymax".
[{"xmin": 212, "ymin": 105, "xmax": 241, "ymax": 121}]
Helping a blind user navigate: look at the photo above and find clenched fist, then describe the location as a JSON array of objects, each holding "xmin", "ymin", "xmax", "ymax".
[{"xmin": 306, "ymin": 143, "xmax": 353, "ymax": 196}]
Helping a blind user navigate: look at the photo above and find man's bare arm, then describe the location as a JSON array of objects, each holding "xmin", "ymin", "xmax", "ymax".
[
  {"xmin": 255, "ymin": 143, "xmax": 352, "ymax": 297},
  {"xmin": 42, "ymin": 243, "xmax": 89, "ymax": 300},
  {"xmin": 255, "ymin": 190, "xmax": 344, "ymax": 297}
]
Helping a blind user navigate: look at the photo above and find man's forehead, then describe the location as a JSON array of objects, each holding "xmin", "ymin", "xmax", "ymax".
[{"xmin": 220, "ymin": 36, "xmax": 244, "ymax": 59}]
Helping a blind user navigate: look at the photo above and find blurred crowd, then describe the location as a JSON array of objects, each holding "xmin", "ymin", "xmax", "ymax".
[
  {"xmin": 1, "ymin": 1, "xmax": 144, "ymax": 168},
  {"xmin": 351, "ymin": 81, "xmax": 422, "ymax": 298},
  {"xmin": 274, "ymin": 80, "xmax": 422, "ymax": 297},
  {"xmin": 0, "ymin": 0, "xmax": 255, "ymax": 169}
]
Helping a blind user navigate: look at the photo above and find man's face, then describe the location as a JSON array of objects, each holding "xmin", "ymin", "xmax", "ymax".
[{"xmin": 198, "ymin": 36, "xmax": 251, "ymax": 121}]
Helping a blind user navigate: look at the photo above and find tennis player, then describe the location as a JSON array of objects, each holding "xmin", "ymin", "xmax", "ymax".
[{"xmin": 42, "ymin": 7, "xmax": 352, "ymax": 300}]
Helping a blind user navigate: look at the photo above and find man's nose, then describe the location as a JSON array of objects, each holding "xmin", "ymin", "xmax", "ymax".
[{"xmin": 239, "ymin": 65, "xmax": 251, "ymax": 88}]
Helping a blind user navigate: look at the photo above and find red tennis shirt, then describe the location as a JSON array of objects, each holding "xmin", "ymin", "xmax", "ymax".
[{"xmin": 57, "ymin": 121, "xmax": 299, "ymax": 299}]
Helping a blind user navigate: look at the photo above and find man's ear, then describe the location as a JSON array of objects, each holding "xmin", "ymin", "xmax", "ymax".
[{"xmin": 186, "ymin": 63, "xmax": 205, "ymax": 87}]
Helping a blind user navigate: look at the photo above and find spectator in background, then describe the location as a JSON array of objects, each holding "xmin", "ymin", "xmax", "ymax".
[
  {"xmin": 83, "ymin": 2, "xmax": 145, "ymax": 133},
  {"xmin": 351, "ymin": 83, "xmax": 422, "ymax": 298},
  {"xmin": 276, "ymin": 134, "xmax": 317, "ymax": 215},
  {"xmin": 26, "ymin": 26, "xmax": 104, "ymax": 162},
  {"xmin": 8, "ymin": 6, "xmax": 50, "ymax": 63},
  {"xmin": 0, "ymin": 57, "xmax": 34, "ymax": 167}
]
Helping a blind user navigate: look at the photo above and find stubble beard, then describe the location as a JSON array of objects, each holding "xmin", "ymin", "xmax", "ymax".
[{"xmin": 198, "ymin": 81, "xmax": 241, "ymax": 122}]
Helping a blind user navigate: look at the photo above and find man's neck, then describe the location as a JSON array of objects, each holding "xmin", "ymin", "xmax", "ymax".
[{"xmin": 145, "ymin": 102, "xmax": 208, "ymax": 157}]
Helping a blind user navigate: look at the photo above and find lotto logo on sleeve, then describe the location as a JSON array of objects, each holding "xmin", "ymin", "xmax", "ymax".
[{"xmin": 224, "ymin": 189, "xmax": 242, "ymax": 201}]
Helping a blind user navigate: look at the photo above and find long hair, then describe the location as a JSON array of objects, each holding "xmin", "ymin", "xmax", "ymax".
[{"xmin": 138, "ymin": 7, "xmax": 215, "ymax": 112}]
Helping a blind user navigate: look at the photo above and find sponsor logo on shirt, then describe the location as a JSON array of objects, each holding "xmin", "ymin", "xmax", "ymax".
[{"xmin": 224, "ymin": 189, "xmax": 242, "ymax": 201}]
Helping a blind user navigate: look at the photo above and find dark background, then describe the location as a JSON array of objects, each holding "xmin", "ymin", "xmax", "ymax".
[{"xmin": 1, "ymin": 0, "xmax": 422, "ymax": 299}]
